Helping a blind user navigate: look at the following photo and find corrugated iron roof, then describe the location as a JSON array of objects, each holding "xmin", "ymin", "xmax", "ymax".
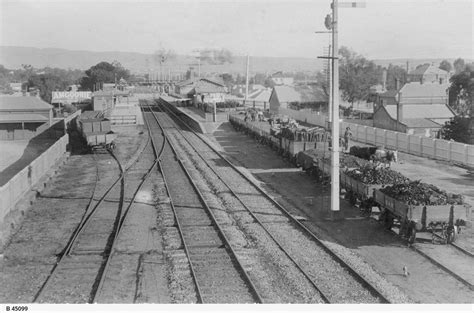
[
  {"xmin": 273, "ymin": 85, "xmax": 327, "ymax": 103},
  {"xmin": 385, "ymin": 104, "xmax": 454, "ymax": 120},
  {"xmin": 0, "ymin": 95, "xmax": 52, "ymax": 111},
  {"xmin": 273, "ymin": 85, "xmax": 301, "ymax": 103},
  {"xmin": 0, "ymin": 113, "xmax": 48, "ymax": 123},
  {"xmin": 248, "ymin": 89, "xmax": 272, "ymax": 102},
  {"xmin": 401, "ymin": 118, "xmax": 442, "ymax": 128},
  {"xmin": 409, "ymin": 64, "xmax": 448, "ymax": 77},
  {"xmin": 399, "ymin": 82, "xmax": 448, "ymax": 99}
]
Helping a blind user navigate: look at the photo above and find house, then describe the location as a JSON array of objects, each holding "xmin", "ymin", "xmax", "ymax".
[
  {"xmin": 373, "ymin": 82, "xmax": 453, "ymax": 136},
  {"xmin": 269, "ymin": 85, "xmax": 327, "ymax": 114},
  {"xmin": 175, "ymin": 77, "xmax": 227, "ymax": 104},
  {"xmin": 407, "ymin": 64, "xmax": 449, "ymax": 84},
  {"xmin": 374, "ymin": 104, "xmax": 454, "ymax": 136},
  {"xmin": 0, "ymin": 95, "xmax": 53, "ymax": 140},
  {"xmin": 271, "ymin": 71, "xmax": 294, "ymax": 86}
]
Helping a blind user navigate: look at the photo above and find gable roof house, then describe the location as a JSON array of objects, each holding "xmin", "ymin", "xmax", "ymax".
[
  {"xmin": 373, "ymin": 82, "xmax": 454, "ymax": 136},
  {"xmin": 271, "ymin": 71, "xmax": 294, "ymax": 86},
  {"xmin": 175, "ymin": 77, "xmax": 228, "ymax": 104},
  {"xmin": 407, "ymin": 64, "xmax": 449, "ymax": 84}
]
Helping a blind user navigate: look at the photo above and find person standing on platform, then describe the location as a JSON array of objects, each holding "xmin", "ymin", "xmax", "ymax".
[{"xmin": 344, "ymin": 127, "xmax": 352, "ymax": 152}]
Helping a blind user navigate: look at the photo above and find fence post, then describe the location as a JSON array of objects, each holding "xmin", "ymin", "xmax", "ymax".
[
  {"xmin": 464, "ymin": 144, "xmax": 469, "ymax": 165},
  {"xmin": 447, "ymin": 141, "xmax": 452, "ymax": 162},
  {"xmin": 419, "ymin": 136, "xmax": 423, "ymax": 156}
]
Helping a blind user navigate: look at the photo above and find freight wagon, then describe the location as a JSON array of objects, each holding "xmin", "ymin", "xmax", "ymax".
[
  {"xmin": 77, "ymin": 112, "xmax": 117, "ymax": 153},
  {"xmin": 374, "ymin": 189, "xmax": 471, "ymax": 244},
  {"xmin": 340, "ymin": 172, "xmax": 382, "ymax": 212}
]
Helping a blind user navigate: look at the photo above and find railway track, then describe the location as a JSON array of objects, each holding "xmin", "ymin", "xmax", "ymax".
[
  {"xmin": 144, "ymin": 105, "xmax": 263, "ymax": 303},
  {"xmin": 33, "ymin": 135, "xmax": 155, "ymax": 303},
  {"xmin": 154, "ymin": 101, "xmax": 391, "ymax": 303}
]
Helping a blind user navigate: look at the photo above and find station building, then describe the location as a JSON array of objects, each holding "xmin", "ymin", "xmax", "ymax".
[{"xmin": 0, "ymin": 95, "xmax": 53, "ymax": 140}]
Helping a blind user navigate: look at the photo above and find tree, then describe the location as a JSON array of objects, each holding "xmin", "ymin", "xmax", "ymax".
[
  {"xmin": 28, "ymin": 73, "xmax": 68, "ymax": 103},
  {"xmin": 220, "ymin": 73, "xmax": 234, "ymax": 88},
  {"xmin": 448, "ymin": 63, "xmax": 474, "ymax": 115},
  {"xmin": 453, "ymin": 58, "xmax": 465, "ymax": 74},
  {"xmin": 440, "ymin": 116, "xmax": 471, "ymax": 143},
  {"xmin": 79, "ymin": 61, "xmax": 130, "ymax": 91},
  {"xmin": 439, "ymin": 60, "xmax": 452, "ymax": 73},
  {"xmin": 386, "ymin": 64, "xmax": 407, "ymax": 91},
  {"xmin": 315, "ymin": 71, "xmax": 329, "ymax": 98},
  {"xmin": 338, "ymin": 46, "xmax": 381, "ymax": 104}
]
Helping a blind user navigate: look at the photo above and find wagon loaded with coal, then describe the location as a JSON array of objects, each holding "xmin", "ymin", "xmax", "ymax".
[
  {"xmin": 77, "ymin": 111, "xmax": 117, "ymax": 153},
  {"xmin": 296, "ymin": 149, "xmax": 471, "ymax": 244},
  {"xmin": 374, "ymin": 181, "xmax": 470, "ymax": 244}
]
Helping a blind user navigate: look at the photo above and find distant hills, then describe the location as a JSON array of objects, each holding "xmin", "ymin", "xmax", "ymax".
[
  {"xmin": 0, "ymin": 46, "xmax": 322, "ymax": 75},
  {"xmin": 0, "ymin": 46, "xmax": 470, "ymax": 75}
]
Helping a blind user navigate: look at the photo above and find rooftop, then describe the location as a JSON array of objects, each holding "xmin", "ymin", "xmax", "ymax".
[
  {"xmin": 385, "ymin": 104, "xmax": 454, "ymax": 120},
  {"xmin": 399, "ymin": 82, "xmax": 449, "ymax": 99},
  {"xmin": 409, "ymin": 64, "xmax": 448, "ymax": 77},
  {"xmin": 0, "ymin": 113, "xmax": 49, "ymax": 123},
  {"xmin": 0, "ymin": 95, "xmax": 52, "ymax": 111},
  {"xmin": 273, "ymin": 85, "xmax": 327, "ymax": 103}
]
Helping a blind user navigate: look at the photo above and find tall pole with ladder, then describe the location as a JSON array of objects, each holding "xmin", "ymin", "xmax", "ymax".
[
  {"xmin": 245, "ymin": 55, "xmax": 250, "ymax": 102},
  {"xmin": 329, "ymin": 0, "xmax": 365, "ymax": 213},
  {"xmin": 330, "ymin": 0, "xmax": 340, "ymax": 213}
]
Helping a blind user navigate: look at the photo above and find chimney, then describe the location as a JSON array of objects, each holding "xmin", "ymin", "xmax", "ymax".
[
  {"xmin": 382, "ymin": 69, "xmax": 387, "ymax": 91},
  {"xmin": 397, "ymin": 91, "xmax": 403, "ymax": 127},
  {"xmin": 395, "ymin": 78, "xmax": 400, "ymax": 91}
]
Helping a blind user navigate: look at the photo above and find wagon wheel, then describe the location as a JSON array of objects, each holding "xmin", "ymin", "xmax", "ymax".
[
  {"xmin": 399, "ymin": 219, "xmax": 409, "ymax": 238},
  {"xmin": 383, "ymin": 213, "xmax": 394, "ymax": 230},
  {"xmin": 446, "ymin": 225, "xmax": 457, "ymax": 243},
  {"xmin": 361, "ymin": 200, "xmax": 372, "ymax": 215},
  {"xmin": 407, "ymin": 223, "xmax": 417, "ymax": 244},
  {"xmin": 348, "ymin": 192, "xmax": 357, "ymax": 206}
]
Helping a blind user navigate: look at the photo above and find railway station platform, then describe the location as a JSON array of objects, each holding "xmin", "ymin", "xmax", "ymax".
[
  {"xmin": 158, "ymin": 96, "xmax": 228, "ymax": 134},
  {"xmin": 110, "ymin": 99, "xmax": 144, "ymax": 125}
]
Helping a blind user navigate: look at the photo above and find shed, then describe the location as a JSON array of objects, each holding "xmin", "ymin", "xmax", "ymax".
[
  {"xmin": 269, "ymin": 85, "xmax": 327, "ymax": 114},
  {"xmin": 0, "ymin": 95, "xmax": 53, "ymax": 140}
]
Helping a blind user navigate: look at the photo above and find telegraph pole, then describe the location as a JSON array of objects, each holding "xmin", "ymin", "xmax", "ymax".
[
  {"xmin": 245, "ymin": 55, "xmax": 250, "ymax": 101},
  {"xmin": 330, "ymin": 0, "xmax": 340, "ymax": 213}
]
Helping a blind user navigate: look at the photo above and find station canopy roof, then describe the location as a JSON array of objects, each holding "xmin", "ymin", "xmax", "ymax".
[{"xmin": 0, "ymin": 113, "xmax": 49, "ymax": 123}]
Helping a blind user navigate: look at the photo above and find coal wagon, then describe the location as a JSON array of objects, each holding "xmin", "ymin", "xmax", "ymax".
[
  {"xmin": 77, "ymin": 111, "xmax": 117, "ymax": 153},
  {"xmin": 374, "ymin": 187, "xmax": 471, "ymax": 244}
]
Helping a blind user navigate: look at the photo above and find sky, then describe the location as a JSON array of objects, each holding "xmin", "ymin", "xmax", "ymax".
[{"xmin": 0, "ymin": 0, "xmax": 472, "ymax": 59}]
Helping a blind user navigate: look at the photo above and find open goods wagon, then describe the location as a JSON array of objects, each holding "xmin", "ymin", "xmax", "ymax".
[
  {"xmin": 78, "ymin": 113, "xmax": 116, "ymax": 153},
  {"xmin": 374, "ymin": 189, "xmax": 471, "ymax": 244},
  {"xmin": 340, "ymin": 172, "xmax": 382, "ymax": 212},
  {"xmin": 82, "ymin": 131, "xmax": 117, "ymax": 152}
]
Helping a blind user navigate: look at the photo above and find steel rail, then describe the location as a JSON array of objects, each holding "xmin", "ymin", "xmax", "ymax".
[
  {"xmin": 34, "ymin": 127, "xmax": 152, "ymax": 303},
  {"xmin": 94, "ymin": 105, "xmax": 170, "ymax": 302},
  {"xmin": 158, "ymin": 100, "xmax": 391, "ymax": 303},
  {"xmin": 33, "ymin": 148, "xmax": 125, "ymax": 303},
  {"xmin": 410, "ymin": 244, "xmax": 474, "ymax": 291},
  {"xmin": 156, "ymin": 110, "xmax": 331, "ymax": 303},
  {"xmin": 142, "ymin": 106, "xmax": 205, "ymax": 303},
  {"xmin": 148, "ymin": 105, "xmax": 264, "ymax": 303}
]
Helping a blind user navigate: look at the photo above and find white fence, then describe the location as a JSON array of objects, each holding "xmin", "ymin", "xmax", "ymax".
[
  {"xmin": 340, "ymin": 121, "xmax": 474, "ymax": 168},
  {"xmin": 0, "ymin": 134, "xmax": 69, "ymax": 223},
  {"xmin": 278, "ymin": 107, "xmax": 474, "ymax": 168}
]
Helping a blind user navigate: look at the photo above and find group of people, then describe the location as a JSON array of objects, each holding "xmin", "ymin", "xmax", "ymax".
[{"xmin": 244, "ymin": 109, "xmax": 264, "ymax": 122}]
